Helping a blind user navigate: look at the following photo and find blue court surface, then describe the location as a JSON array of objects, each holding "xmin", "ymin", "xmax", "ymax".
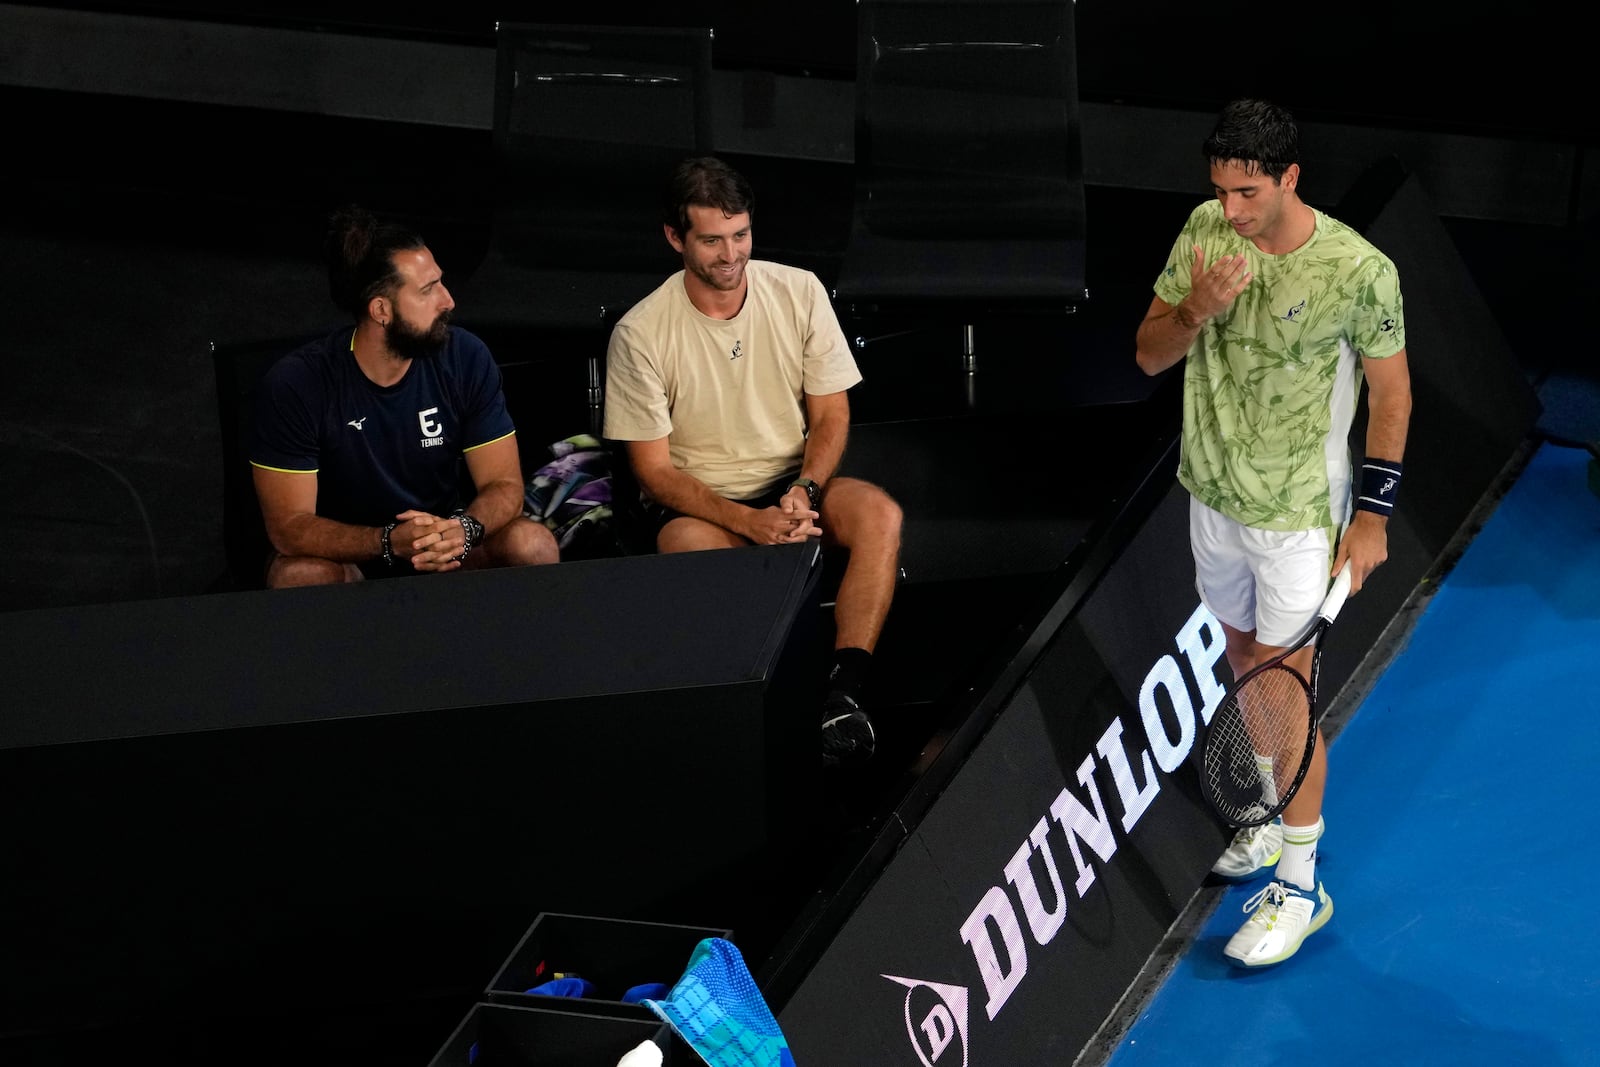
[{"xmin": 1104, "ymin": 440, "xmax": 1600, "ymax": 1067}]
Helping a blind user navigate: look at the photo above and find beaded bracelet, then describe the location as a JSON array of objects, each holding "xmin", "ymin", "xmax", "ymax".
[{"xmin": 452, "ymin": 511, "xmax": 483, "ymax": 562}]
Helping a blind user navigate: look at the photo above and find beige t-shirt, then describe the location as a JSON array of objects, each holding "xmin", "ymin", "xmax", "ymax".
[{"xmin": 603, "ymin": 260, "xmax": 862, "ymax": 500}]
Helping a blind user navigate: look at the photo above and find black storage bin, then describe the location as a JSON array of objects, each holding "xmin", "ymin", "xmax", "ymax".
[
  {"xmin": 484, "ymin": 913, "xmax": 732, "ymax": 1019},
  {"xmin": 428, "ymin": 1002, "xmax": 679, "ymax": 1066}
]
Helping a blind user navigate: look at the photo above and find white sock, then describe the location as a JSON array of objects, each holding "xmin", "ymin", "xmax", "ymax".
[
  {"xmin": 1255, "ymin": 753, "xmax": 1279, "ymax": 807},
  {"xmin": 1276, "ymin": 817, "xmax": 1324, "ymax": 890}
]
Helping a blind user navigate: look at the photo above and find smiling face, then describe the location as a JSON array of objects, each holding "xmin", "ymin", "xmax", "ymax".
[
  {"xmin": 666, "ymin": 203, "xmax": 752, "ymax": 306},
  {"xmin": 1210, "ymin": 159, "xmax": 1300, "ymax": 249}
]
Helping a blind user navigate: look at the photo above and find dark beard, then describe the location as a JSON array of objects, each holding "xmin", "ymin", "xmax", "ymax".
[
  {"xmin": 688, "ymin": 258, "xmax": 744, "ymax": 292},
  {"xmin": 384, "ymin": 309, "xmax": 451, "ymax": 360}
]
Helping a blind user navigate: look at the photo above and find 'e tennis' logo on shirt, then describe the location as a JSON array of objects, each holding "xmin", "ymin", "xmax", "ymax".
[{"xmin": 418, "ymin": 407, "xmax": 446, "ymax": 448}]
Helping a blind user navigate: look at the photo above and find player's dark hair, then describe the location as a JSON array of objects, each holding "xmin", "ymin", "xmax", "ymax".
[
  {"xmin": 662, "ymin": 156, "xmax": 755, "ymax": 238},
  {"xmin": 1203, "ymin": 99, "xmax": 1300, "ymax": 182},
  {"xmin": 325, "ymin": 204, "xmax": 428, "ymax": 318}
]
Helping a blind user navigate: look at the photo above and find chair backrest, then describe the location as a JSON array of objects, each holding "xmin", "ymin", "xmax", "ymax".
[
  {"xmin": 834, "ymin": 0, "xmax": 1089, "ymax": 313},
  {"xmin": 210, "ymin": 333, "xmax": 321, "ymax": 590},
  {"xmin": 488, "ymin": 22, "xmax": 715, "ymax": 273}
]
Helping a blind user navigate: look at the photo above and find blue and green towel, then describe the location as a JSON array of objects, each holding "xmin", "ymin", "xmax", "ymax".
[{"xmin": 643, "ymin": 938, "xmax": 797, "ymax": 1067}]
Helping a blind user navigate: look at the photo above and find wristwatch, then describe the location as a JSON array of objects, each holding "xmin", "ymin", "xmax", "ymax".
[{"xmin": 790, "ymin": 478, "xmax": 822, "ymax": 511}]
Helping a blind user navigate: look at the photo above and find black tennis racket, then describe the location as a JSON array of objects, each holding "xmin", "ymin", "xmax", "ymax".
[{"xmin": 1200, "ymin": 562, "xmax": 1353, "ymax": 828}]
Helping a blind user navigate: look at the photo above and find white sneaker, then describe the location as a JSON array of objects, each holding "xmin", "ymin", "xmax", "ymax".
[
  {"xmin": 1223, "ymin": 879, "xmax": 1333, "ymax": 967},
  {"xmin": 1209, "ymin": 819, "xmax": 1283, "ymax": 881}
]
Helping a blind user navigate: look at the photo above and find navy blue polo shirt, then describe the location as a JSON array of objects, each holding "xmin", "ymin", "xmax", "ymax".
[{"xmin": 250, "ymin": 326, "xmax": 516, "ymax": 527}]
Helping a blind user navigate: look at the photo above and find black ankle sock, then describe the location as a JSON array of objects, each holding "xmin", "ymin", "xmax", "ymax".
[{"xmin": 827, "ymin": 647, "xmax": 872, "ymax": 702}]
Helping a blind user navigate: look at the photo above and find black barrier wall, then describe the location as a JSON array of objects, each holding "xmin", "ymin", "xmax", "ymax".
[
  {"xmin": 778, "ymin": 477, "xmax": 1227, "ymax": 1064},
  {"xmin": 0, "ymin": 545, "xmax": 822, "ymax": 1048},
  {"xmin": 1301, "ymin": 160, "xmax": 1545, "ymax": 692}
]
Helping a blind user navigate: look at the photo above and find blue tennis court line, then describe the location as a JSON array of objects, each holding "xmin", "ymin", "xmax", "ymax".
[{"xmin": 1106, "ymin": 440, "xmax": 1600, "ymax": 1067}]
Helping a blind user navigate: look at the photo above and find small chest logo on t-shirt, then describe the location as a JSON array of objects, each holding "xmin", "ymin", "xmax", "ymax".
[
  {"xmin": 730, "ymin": 340, "xmax": 743, "ymax": 361},
  {"xmin": 1282, "ymin": 298, "xmax": 1306, "ymax": 322},
  {"xmin": 418, "ymin": 407, "xmax": 446, "ymax": 448},
  {"xmin": 347, "ymin": 417, "xmax": 367, "ymax": 431}
]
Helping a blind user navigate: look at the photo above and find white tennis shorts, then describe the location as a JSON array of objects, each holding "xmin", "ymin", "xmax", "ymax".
[{"xmin": 1189, "ymin": 497, "xmax": 1339, "ymax": 648}]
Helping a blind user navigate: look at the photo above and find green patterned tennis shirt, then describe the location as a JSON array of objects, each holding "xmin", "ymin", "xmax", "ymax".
[{"xmin": 1154, "ymin": 200, "xmax": 1406, "ymax": 531}]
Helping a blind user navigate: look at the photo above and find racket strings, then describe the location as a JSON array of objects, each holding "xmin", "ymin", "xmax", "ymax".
[{"xmin": 1203, "ymin": 664, "xmax": 1312, "ymax": 825}]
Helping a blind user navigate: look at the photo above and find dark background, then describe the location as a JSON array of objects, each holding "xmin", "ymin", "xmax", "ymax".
[
  {"xmin": 3, "ymin": 1, "xmax": 1595, "ymax": 615},
  {"xmin": 17, "ymin": 0, "xmax": 1600, "ymax": 143}
]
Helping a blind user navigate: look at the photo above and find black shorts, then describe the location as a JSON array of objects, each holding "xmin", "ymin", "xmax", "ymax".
[{"xmin": 642, "ymin": 482, "xmax": 793, "ymax": 543}]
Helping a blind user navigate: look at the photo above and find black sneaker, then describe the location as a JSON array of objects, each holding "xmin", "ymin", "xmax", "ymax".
[{"xmin": 820, "ymin": 692, "xmax": 876, "ymax": 769}]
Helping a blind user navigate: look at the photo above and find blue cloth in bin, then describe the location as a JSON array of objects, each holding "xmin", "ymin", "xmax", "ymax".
[
  {"xmin": 525, "ymin": 976, "xmax": 596, "ymax": 998},
  {"xmin": 623, "ymin": 981, "xmax": 670, "ymax": 1003},
  {"xmin": 643, "ymin": 938, "xmax": 796, "ymax": 1067}
]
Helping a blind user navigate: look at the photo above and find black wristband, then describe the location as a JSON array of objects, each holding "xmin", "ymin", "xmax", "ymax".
[
  {"xmin": 1355, "ymin": 458, "xmax": 1403, "ymax": 517},
  {"xmin": 380, "ymin": 521, "xmax": 398, "ymax": 566}
]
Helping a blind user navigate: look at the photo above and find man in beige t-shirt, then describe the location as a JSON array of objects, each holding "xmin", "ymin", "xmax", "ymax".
[{"xmin": 605, "ymin": 156, "xmax": 902, "ymax": 770}]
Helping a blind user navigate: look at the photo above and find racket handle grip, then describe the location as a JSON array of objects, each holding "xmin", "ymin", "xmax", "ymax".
[{"xmin": 1322, "ymin": 561, "xmax": 1353, "ymax": 621}]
